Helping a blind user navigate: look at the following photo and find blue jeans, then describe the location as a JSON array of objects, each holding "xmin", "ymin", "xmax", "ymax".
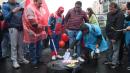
[
  {"xmin": 127, "ymin": 44, "xmax": 130, "ymax": 66},
  {"xmin": 66, "ymin": 29, "xmax": 81, "ymax": 57},
  {"xmin": 29, "ymin": 40, "xmax": 43, "ymax": 64},
  {"xmin": 106, "ymin": 39, "xmax": 121, "ymax": 65},
  {"xmin": 1, "ymin": 32, "xmax": 10, "ymax": 58}
]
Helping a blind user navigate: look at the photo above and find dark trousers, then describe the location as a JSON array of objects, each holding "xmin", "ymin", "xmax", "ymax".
[
  {"xmin": 0, "ymin": 30, "xmax": 3, "ymax": 59},
  {"xmin": 119, "ymin": 35, "xmax": 125, "ymax": 63},
  {"xmin": 127, "ymin": 44, "xmax": 130, "ymax": 66}
]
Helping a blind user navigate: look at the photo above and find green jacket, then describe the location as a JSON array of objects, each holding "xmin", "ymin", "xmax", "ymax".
[{"xmin": 89, "ymin": 14, "xmax": 99, "ymax": 25}]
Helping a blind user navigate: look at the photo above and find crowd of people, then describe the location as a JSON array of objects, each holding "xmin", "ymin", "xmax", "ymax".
[{"xmin": 0, "ymin": 0, "xmax": 130, "ymax": 71}]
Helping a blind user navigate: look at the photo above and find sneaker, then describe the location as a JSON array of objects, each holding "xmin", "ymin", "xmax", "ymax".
[
  {"xmin": 111, "ymin": 64, "xmax": 118, "ymax": 69},
  {"xmin": 56, "ymin": 55, "xmax": 63, "ymax": 59},
  {"xmin": 13, "ymin": 61, "xmax": 20, "ymax": 69},
  {"xmin": 21, "ymin": 59, "xmax": 29, "ymax": 64},
  {"xmin": 32, "ymin": 64, "xmax": 38, "ymax": 69},
  {"xmin": 127, "ymin": 66, "xmax": 130, "ymax": 70},
  {"xmin": 51, "ymin": 56, "xmax": 56, "ymax": 60},
  {"xmin": 77, "ymin": 57, "xmax": 85, "ymax": 62},
  {"xmin": 73, "ymin": 53, "xmax": 77, "ymax": 57},
  {"xmin": 103, "ymin": 61, "xmax": 112, "ymax": 65}
]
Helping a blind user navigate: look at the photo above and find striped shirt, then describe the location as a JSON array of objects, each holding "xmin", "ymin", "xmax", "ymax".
[{"xmin": 65, "ymin": 8, "xmax": 88, "ymax": 30}]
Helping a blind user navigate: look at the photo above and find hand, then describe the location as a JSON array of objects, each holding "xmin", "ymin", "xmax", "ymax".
[
  {"xmin": 12, "ymin": 7, "xmax": 21, "ymax": 13},
  {"xmin": 111, "ymin": 39, "xmax": 116, "ymax": 43},
  {"xmin": 29, "ymin": 30, "xmax": 36, "ymax": 36},
  {"xmin": 126, "ymin": 26, "xmax": 130, "ymax": 31},
  {"xmin": 123, "ymin": 29, "xmax": 127, "ymax": 32},
  {"xmin": 96, "ymin": 44, "xmax": 99, "ymax": 48}
]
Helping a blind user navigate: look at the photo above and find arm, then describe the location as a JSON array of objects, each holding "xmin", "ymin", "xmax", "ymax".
[
  {"xmin": 48, "ymin": 16, "xmax": 55, "ymax": 36},
  {"xmin": 2, "ymin": 3, "xmax": 13, "ymax": 21},
  {"xmin": 113, "ymin": 13, "xmax": 125, "ymax": 40},
  {"xmin": 83, "ymin": 12, "xmax": 89, "ymax": 23},
  {"xmin": 64, "ymin": 10, "xmax": 70, "ymax": 26},
  {"xmin": 96, "ymin": 35, "xmax": 102, "ymax": 48},
  {"xmin": 26, "ymin": 8, "xmax": 38, "ymax": 27}
]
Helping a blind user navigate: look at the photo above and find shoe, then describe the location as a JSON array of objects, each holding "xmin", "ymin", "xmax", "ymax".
[
  {"xmin": 56, "ymin": 55, "xmax": 63, "ymax": 59},
  {"xmin": 111, "ymin": 64, "xmax": 118, "ymax": 69},
  {"xmin": 103, "ymin": 61, "xmax": 112, "ymax": 65},
  {"xmin": 77, "ymin": 57, "xmax": 85, "ymax": 62},
  {"xmin": 32, "ymin": 64, "xmax": 38, "ymax": 69},
  {"xmin": 127, "ymin": 66, "xmax": 130, "ymax": 70},
  {"xmin": 12, "ymin": 61, "xmax": 20, "ymax": 69},
  {"xmin": 73, "ymin": 53, "xmax": 77, "ymax": 57},
  {"xmin": 51, "ymin": 56, "xmax": 56, "ymax": 60},
  {"xmin": 19, "ymin": 59, "xmax": 29, "ymax": 64}
]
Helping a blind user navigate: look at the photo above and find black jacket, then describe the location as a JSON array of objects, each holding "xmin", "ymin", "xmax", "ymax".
[{"xmin": 106, "ymin": 10, "xmax": 125, "ymax": 40}]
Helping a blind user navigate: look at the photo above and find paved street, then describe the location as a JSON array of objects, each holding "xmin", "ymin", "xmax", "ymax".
[{"xmin": 0, "ymin": 48, "xmax": 130, "ymax": 73}]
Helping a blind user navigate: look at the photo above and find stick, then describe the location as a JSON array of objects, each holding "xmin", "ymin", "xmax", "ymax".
[{"xmin": 51, "ymin": 39, "xmax": 58, "ymax": 55}]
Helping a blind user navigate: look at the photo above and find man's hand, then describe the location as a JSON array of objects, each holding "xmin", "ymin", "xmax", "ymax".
[
  {"xmin": 126, "ymin": 26, "xmax": 130, "ymax": 31},
  {"xmin": 111, "ymin": 39, "xmax": 116, "ymax": 44},
  {"xmin": 96, "ymin": 44, "xmax": 99, "ymax": 49},
  {"xmin": 29, "ymin": 30, "xmax": 36, "ymax": 36},
  {"xmin": 12, "ymin": 7, "xmax": 21, "ymax": 13}
]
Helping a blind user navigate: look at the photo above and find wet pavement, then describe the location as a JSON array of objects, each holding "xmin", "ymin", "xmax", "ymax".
[{"xmin": 0, "ymin": 48, "xmax": 130, "ymax": 73}]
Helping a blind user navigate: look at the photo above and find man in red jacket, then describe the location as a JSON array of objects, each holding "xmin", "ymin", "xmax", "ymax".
[{"xmin": 48, "ymin": 7, "xmax": 64, "ymax": 60}]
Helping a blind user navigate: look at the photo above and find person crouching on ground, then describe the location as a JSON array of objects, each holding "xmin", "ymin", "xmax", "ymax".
[{"xmin": 68, "ymin": 23, "xmax": 108, "ymax": 62}]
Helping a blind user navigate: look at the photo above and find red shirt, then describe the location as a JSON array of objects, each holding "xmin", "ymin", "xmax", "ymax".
[{"xmin": 65, "ymin": 8, "xmax": 88, "ymax": 30}]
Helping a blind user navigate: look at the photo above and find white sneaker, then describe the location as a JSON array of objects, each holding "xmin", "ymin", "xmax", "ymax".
[
  {"xmin": 56, "ymin": 55, "xmax": 63, "ymax": 59},
  {"xmin": 13, "ymin": 61, "xmax": 20, "ymax": 68},
  {"xmin": 73, "ymin": 53, "xmax": 77, "ymax": 57},
  {"xmin": 77, "ymin": 57, "xmax": 85, "ymax": 62},
  {"xmin": 52, "ymin": 56, "xmax": 56, "ymax": 60},
  {"xmin": 22, "ymin": 59, "xmax": 29, "ymax": 64},
  {"xmin": 19, "ymin": 59, "xmax": 29, "ymax": 64}
]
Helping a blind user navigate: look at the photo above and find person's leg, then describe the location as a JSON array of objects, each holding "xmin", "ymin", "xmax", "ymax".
[
  {"xmin": 104, "ymin": 39, "xmax": 113, "ymax": 64},
  {"xmin": 36, "ymin": 40, "xmax": 43, "ymax": 62},
  {"xmin": 74, "ymin": 30, "xmax": 84, "ymax": 62},
  {"xmin": 111, "ymin": 40, "xmax": 121, "ymax": 68},
  {"xmin": 119, "ymin": 35, "xmax": 124, "ymax": 64},
  {"xmin": 0, "ymin": 30, "xmax": 3, "ymax": 59},
  {"xmin": 75, "ymin": 31, "xmax": 81, "ymax": 57},
  {"xmin": 50, "ymin": 33, "xmax": 57, "ymax": 60},
  {"xmin": 127, "ymin": 44, "xmax": 130, "ymax": 70},
  {"xmin": 29, "ymin": 43, "xmax": 37, "ymax": 64},
  {"xmin": 1, "ymin": 32, "xmax": 10, "ymax": 58},
  {"xmin": 66, "ymin": 30, "xmax": 75, "ymax": 48},
  {"xmin": 9, "ymin": 28, "xmax": 20, "ymax": 68},
  {"xmin": 17, "ymin": 31, "xmax": 29, "ymax": 64},
  {"xmin": 67, "ymin": 30, "xmax": 76, "ymax": 57}
]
